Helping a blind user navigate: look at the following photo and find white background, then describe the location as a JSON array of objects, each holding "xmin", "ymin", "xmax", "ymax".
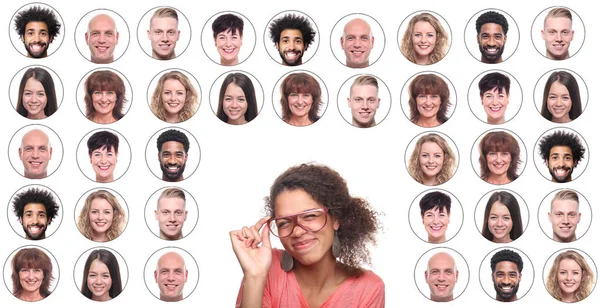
[{"xmin": 2, "ymin": 0, "xmax": 599, "ymax": 307}]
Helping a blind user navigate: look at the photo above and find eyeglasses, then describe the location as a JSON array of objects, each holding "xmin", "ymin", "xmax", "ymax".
[{"xmin": 268, "ymin": 208, "xmax": 328, "ymax": 238}]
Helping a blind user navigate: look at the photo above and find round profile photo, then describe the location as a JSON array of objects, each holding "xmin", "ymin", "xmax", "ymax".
[
  {"xmin": 330, "ymin": 13, "xmax": 385, "ymax": 68},
  {"xmin": 337, "ymin": 74, "xmax": 391, "ymax": 128},
  {"xmin": 7, "ymin": 185, "xmax": 62, "ymax": 241},
  {"xmin": 3, "ymin": 245, "xmax": 59, "ymax": 302},
  {"xmin": 74, "ymin": 188, "xmax": 129, "ymax": 243},
  {"xmin": 9, "ymin": 124, "xmax": 64, "ymax": 180},
  {"xmin": 479, "ymin": 247, "xmax": 534, "ymax": 302},
  {"xmin": 400, "ymin": 71, "xmax": 457, "ymax": 128},
  {"xmin": 144, "ymin": 186, "xmax": 199, "ymax": 241},
  {"xmin": 543, "ymin": 248, "xmax": 597, "ymax": 303},
  {"xmin": 415, "ymin": 247, "xmax": 469, "ymax": 302},
  {"xmin": 137, "ymin": 6, "xmax": 191, "ymax": 60},
  {"xmin": 9, "ymin": 65, "xmax": 63, "ymax": 120},
  {"xmin": 470, "ymin": 128, "xmax": 526, "ymax": 185},
  {"xmin": 398, "ymin": 10, "xmax": 451, "ymax": 65},
  {"xmin": 10, "ymin": 3, "xmax": 64, "ymax": 58},
  {"xmin": 533, "ymin": 69, "xmax": 588, "ymax": 124},
  {"xmin": 76, "ymin": 129, "xmax": 132, "ymax": 183},
  {"xmin": 264, "ymin": 10, "xmax": 319, "ymax": 66},
  {"xmin": 467, "ymin": 70, "xmax": 523, "ymax": 125},
  {"xmin": 272, "ymin": 70, "xmax": 328, "ymax": 127},
  {"xmin": 76, "ymin": 67, "xmax": 133, "ymax": 124},
  {"xmin": 144, "ymin": 246, "xmax": 199, "ymax": 302},
  {"xmin": 74, "ymin": 9, "xmax": 130, "ymax": 64},
  {"xmin": 201, "ymin": 11, "xmax": 256, "ymax": 66},
  {"xmin": 145, "ymin": 127, "xmax": 201, "ymax": 182},
  {"xmin": 534, "ymin": 127, "xmax": 588, "ymax": 183},
  {"xmin": 405, "ymin": 131, "xmax": 459, "ymax": 186},
  {"xmin": 538, "ymin": 188, "xmax": 591, "ymax": 243},
  {"xmin": 464, "ymin": 9, "xmax": 519, "ymax": 64},
  {"xmin": 209, "ymin": 70, "xmax": 264, "ymax": 125},
  {"xmin": 474, "ymin": 189, "xmax": 529, "ymax": 244},
  {"xmin": 532, "ymin": 6, "xmax": 585, "ymax": 61},
  {"xmin": 147, "ymin": 68, "xmax": 201, "ymax": 124},
  {"xmin": 73, "ymin": 247, "xmax": 128, "ymax": 302},
  {"xmin": 408, "ymin": 189, "xmax": 463, "ymax": 244}
]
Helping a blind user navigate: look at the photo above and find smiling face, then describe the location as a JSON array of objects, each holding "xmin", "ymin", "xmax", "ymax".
[
  {"xmin": 90, "ymin": 145, "xmax": 117, "ymax": 183},
  {"xmin": 22, "ymin": 77, "xmax": 48, "ymax": 119},
  {"xmin": 422, "ymin": 207, "xmax": 449, "ymax": 243},
  {"xmin": 19, "ymin": 129, "xmax": 53, "ymax": 179},
  {"xmin": 542, "ymin": 17, "xmax": 573, "ymax": 60},
  {"xmin": 92, "ymin": 89, "xmax": 117, "ymax": 120},
  {"xmin": 22, "ymin": 21, "xmax": 51, "ymax": 58},
  {"xmin": 341, "ymin": 19, "xmax": 374, "ymax": 68},
  {"xmin": 493, "ymin": 261, "xmax": 521, "ymax": 301},
  {"xmin": 87, "ymin": 259, "xmax": 112, "ymax": 301},
  {"xmin": 416, "ymin": 93, "xmax": 441, "ymax": 123},
  {"xmin": 215, "ymin": 28, "xmax": 242, "ymax": 65},
  {"xmin": 482, "ymin": 88, "xmax": 509, "ymax": 124},
  {"xmin": 161, "ymin": 79, "xmax": 187, "ymax": 121},
  {"xmin": 287, "ymin": 92, "xmax": 313, "ymax": 120},
  {"xmin": 88, "ymin": 198, "xmax": 114, "ymax": 240},
  {"xmin": 155, "ymin": 197, "xmax": 187, "ymax": 240},
  {"xmin": 486, "ymin": 151, "xmax": 511, "ymax": 180},
  {"xmin": 277, "ymin": 29, "xmax": 305, "ymax": 66},
  {"xmin": 419, "ymin": 141, "xmax": 444, "ymax": 184},
  {"xmin": 549, "ymin": 199, "xmax": 580, "ymax": 242},
  {"xmin": 546, "ymin": 146, "xmax": 575, "ymax": 183},
  {"xmin": 154, "ymin": 252, "xmax": 187, "ymax": 302},
  {"xmin": 86, "ymin": 14, "xmax": 119, "ymax": 64},
  {"xmin": 19, "ymin": 268, "xmax": 44, "ymax": 296},
  {"xmin": 488, "ymin": 201, "xmax": 513, "ymax": 243},
  {"xmin": 477, "ymin": 23, "xmax": 506, "ymax": 63},
  {"xmin": 147, "ymin": 17, "xmax": 180, "ymax": 60},
  {"xmin": 426, "ymin": 252, "xmax": 457, "ymax": 302},
  {"xmin": 348, "ymin": 84, "xmax": 379, "ymax": 127},
  {"xmin": 159, "ymin": 141, "xmax": 187, "ymax": 182},
  {"xmin": 557, "ymin": 259, "xmax": 582, "ymax": 299},
  {"xmin": 20, "ymin": 203, "xmax": 49, "ymax": 240},
  {"xmin": 412, "ymin": 21, "xmax": 437, "ymax": 63},
  {"xmin": 547, "ymin": 81, "xmax": 572, "ymax": 123},
  {"xmin": 223, "ymin": 83, "xmax": 248, "ymax": 124}
]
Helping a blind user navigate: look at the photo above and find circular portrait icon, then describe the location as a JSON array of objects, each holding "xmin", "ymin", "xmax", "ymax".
[
  {"xmin": 337, "ymin": 74, "xmax": 391, "ymax": 128},
  {"xmin": 144, "ymin": 186, "xmax": 199, "ymax": 241},
  {"xmin": 470, "ymin": 128, "xmax": 527, "ymax": 185},
  {"xmin": 414, "ymin": 247, "xmax": 469, "ymax": 302},
  {"xmin": 330, "ymin": 13, "xmax": 385, "ymax": 68},
  {"xmin": 405, "ymin": 131, "xmax": 459, "ymax": 186},
  {"xmin": 3, "ymin": 245, "xmax": 59, "ymax": 302},
  {"xmin": 8, "ymin": 124, "xmax": 64, "ymax": 180},
  {"xmin": 474, "ymin": 189, "xmax": 529, "ymax": 244},
  {"xmin": 73, "ymin": 246, "xmax": 128, "ymax": 301},
  {"xmin": 464, "ymin": 8, "xmax": 520, "ymax": 64},
  {"xmin": 479, "ymin": 247, "xmax": 534, "ymax": 302},
  {"xmin": 10, "ymin": 3, "xmax": 65, "ymax": 58},
  {"xmin": 531, "ymin": 6, "xmax": 585, "ymax": 60},
  {"xmin": 272, "ymin": 70, "xmax": 329, "ymax": 127},
  {"xmin": 9, "ymin": 65, "xmax": 64, "ymax": 120},
  {"xmin": 74, "ymin": 188, "xmax": 128, "ymax": 243},
  {"xmin": 400, "ymin": 71, "xmax": 457, "ymax": 128},
  {"xmin": 74, "ymin": 8, "xmax": 130, "ymax": 64},
  {"xmin": 543, "ymin": 248, "xmax": 596, "ymax": 303},
  {"xmin": 467, "ymin": 69, "xmax": 523, "ymax": 125},
  {"xmin": 408, "ymin": 189, "xmax": 463, "ymax": 244},
  {"xmin": 147, "ymin": 68, "xmax": 201, "ymax": 124},
  {"xmin": 76, "ymin": 67, "xmax": 133, "ymax": 124},
  {"xmin": 264, "ymin": 10, "xmax": 319, "ymax": 66},
  {"xmin": 143, "ymin": 246, "xmax": 199, "ymax": 302},
  {"xmin": 533, "ymin": 68, "xmax": 588, "ymax": 124},
  {"xmin": 534, "ymin": 127, "xmax": 588, "ymax": 183},
  {"xmin": 7, "ymin": 184, "xmax": 62, "ymax": 241},
  {"xmin": 137, "ymin": 6, "xmax": 191, "ymax": 60},
  {"xmin": 398, "ymin": 10, "xmax": 452, "ymax": 65},
  {"xmin": 201, "ymin": 11, "xmax": 256, "ymax": 66},
  {"xmin": 209, "ymin": 70, "xmax": 264, "ymax": 125},
  {"xmin": 145, "ymin": 127, "xmax": 201, "ymax": 182}
]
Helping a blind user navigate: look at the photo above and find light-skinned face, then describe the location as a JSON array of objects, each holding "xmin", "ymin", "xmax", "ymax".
[
  {"xmin": 416, "ymin": 93, "xmax": 441, "ymax": 123},
  {"xmin": 549, "ymin": 199, "xmax": 580, "ymax": 242},
  {"xmin": 274, "ymin": 189, "xmax": 339, "ymax": 268},
  {"xmin": 547, "ymin": 81, "xmax": 572, "ymax": 123},
  {"xmin": 215, "ymin": 29, "xmax": 242, "ymax": 65},
  {"xmin": 159, "ymin": 141, "xmax": 187, "ymax": 182},
  {"xmin": 478, "ymin": 23, "xmax": 506, "ymax": 63},
  {"xmin": 486, "ymin": 151, "xmax": 511, "ymax": 179},
  {"xmin": 154, "ymin": 252, "xmax": 187, "ymax": 302},
  {"xmin": 422, "ymin": 207, "xmax": 449, "ymax": 243},
  {"xmin": 277, "ymin": 29, "xmax": 305, "ymax": 66},
  {"xmin": 419, "ymin": 142, "xmax": 444, "ymax": 185},
  {"xmin": 348, "ymin": 84, "xmax": 379, "ymax": 127},
  {"xmin": 22, "ymin": 21, "xmax": 51, "ymax": 58},
  {"xmin": 425, "ymin": 252, "xmax": 458, "ymax": 302},
  {"xmin": 412, "ymin": 21, "xmax": 437, "ymax": 64},
  {"xmin": 86, "ymin": 14, "xmax": 119, "ymax": 64},
  {"xmin": 542, "ymin": 17, "xmax": 573, "ymax": 60},
  {"xmin": 288, "ymin": 92, "xmax": 312, "ymax": 120},
  {"xmin": 488, "ymin": 201, "xmax": 513, "ymax": 243},
  {"xmin": 87, "ymin": 259, "xmax": 112, "ymax": 301},
  {"xmin": 20, "ymin": 203, "xmax": 49, "ymax": 240},
  {"xmin": 493, "ymin": 261, "xmax": 521, "ymax": 301},
  {"xmin": 223, "ymin": 83, "xmax": 248, "ymax": 125},
  {"xmin": 92, "ymin": 89, "xmax": 117, "ymax": 121},
  {"xmin": 546, "ymin": 145, "xmax": 574, "ymax": 183},
  {"xmin": 19, "ymin": 268, "xmax": 44, "ymax": 296},
  {"xmin": 162, "ymin": 79, "xmax": 187, "ymax": 121},
  {"xmin": 557, "ymin": 259, "xmax": 582, "ymax": 301},
  {"xmin": 482, "ymin": 88, "xmax": 509, "ymax": 124},
  {"xmin": 90, "ymin": 145, "xmax": 117, "ymax": 183},
  {"xmin": 19, "ymin": 129, "xmax": 53, "ymax": 179},
  {"xmin": 155, "ymin": 197, "xmax": 187, "ymax": 240},
  {"xmin": 341, "ymin": 19, "xmax": 374, "ymax": 68},
  {"xmin": 22, "ymin": 78, "xmax": 48, "ymax": 119},
  {"xmin": 147, "ymin": 17, "xmax": 180, "ymax": 60},
  {"xmin": 89, "ymin": 198, "xmax": 114, "ymax": 241}
]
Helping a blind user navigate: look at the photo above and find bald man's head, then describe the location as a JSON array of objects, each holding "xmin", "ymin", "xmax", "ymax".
[
  {"xmin": 341, "ymin": 18, "xmax": 374, "ymax": 68},
  {"xmin": 425, "ymin": 252, "xmax": 458, "ymax": 302},
  {"xmin": 19, "ymin": 129, "xmax": 53, "ymax": 179},
  {"xmin": 86, "ymin": 14, "xmax": 119, "ymax": 63},
  {"xmin": 154, "ymin": 251, "xmax": 188, "ymax": 301}
]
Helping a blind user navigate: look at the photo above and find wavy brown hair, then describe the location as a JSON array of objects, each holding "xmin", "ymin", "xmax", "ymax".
[
  {"xmin": 11, "ymin": 248, "xmax": 54, "ymax": 299},
  {"xmin": 408, "ymin": 74, "xmax": 451, "ymax": 125}
]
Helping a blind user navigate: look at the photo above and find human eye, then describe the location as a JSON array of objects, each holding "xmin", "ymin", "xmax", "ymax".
[
  {"xmin": 503, "ymin": 216, "xmax": 511, "ymax": 221},
  {"xmin": 290, "ymin": 93, "xmax": 297, "ymax": 98},
  {"xmin": 562, "ymin": 95, "xmax": 570, "ymax": 101},
  {"xmin": 414, "ymin": 33, "xmax": 421, "ymax": 38},
  {"xmin": 425, "ymin": 212, "xmax": 433, "ymax": 218},
  {"xmin": 302, "ymin": 93, "xmax": 311, "ymax": 99},
  {"xmin": 421, "ymin": 153, "xmax": 429, "ymax": 158},
  {"xmin": 281, "ymin": 38, "xmax": 289, "ymax": 43},
  {"xmin": 494, "ymin": 34, "xmax": 503, "ymax": 39},
  {"xmin": 168, "ymin": 30, "xmax": 175, "ymax": 36},
  {"xmin": 276, "ymin": 219, "xmax": 291, "ymax": 229},
  {"xmin": 104, "ymin": 210, "xmax": 112, "ymax": 215},
  {"xmin": 102, "ymin": 274, "xmax": 110, "ymax": 278},
  {"xmin": 93, "ymin": 91, "xmax": 102, "ymax": 95},
  {"xmin": 548, "ymin": 94, "xmax": 557, "ymax": 100},
  {"xmin": 295, "ymin": 38, "xmax": 303, "ymax": 44},
  {"xmin": 238, "ymin": 97, "xmax": 246, "ymax": 103},
  {"xmin": 368, "ymin": 98, "xmax": 376, "ymax": 104},
  {"xmin": 154, "ymin": 30, "xmax": 162, "ymax": 35},
  {"xmin": 176, "ymin": 91, "xmax": 185, "ymax": 96},
  {"xmin": 559, "ymin": 270, "xmax": 566, "ymax": 275},
  {"xmin": 89, "ymin": 273, "xmax": 97, "ymax": 278},
  {"xmin": 427, "ymin": 33, "xmax": 435, "ymax": 38},
  {"xmin": 555, "ymin": 213, "xmax": 563, "ymax": 217},
  {"xmin": 20, "ymin": 268, "xmax": 29, "ymax": 273},
  {"xmin": 161, "ymin": 210, "xmax": 170, "ymax": 216},
  {"xmin": 434, "ymin": 153, "xmax": 442, "ymax": 159},
  {"xmin": 549, "ymin": 30, "xmax": 557, "ymax": 34},
  {"xmin": 91, "ymin": 209, "xmax": 98, "ymax": 214},
  {"xmin": 354, "ymin": 98, "xmax": 363, "ymax": 103},
  {"xmin": 40, "ymin": 31, "xmax": 48, "ymax": 37},
  {"xmin": 175, "ymin": 210, "xmax": 183, "ymax": 216},
  {"xmin": 564, "ymin": 156, "xmax": 572, "ymax": 161},
  {"xmin": 37, "ymin": 92, "xmax": 46, "ymax": 98},
  {"xmin": 361, "ymin": 35, "xmax": 369, "ymax": 41},
  {"xmin": 568, "ymin": 213, "xmax": 576, "ymax": 218},
  {"xmin": 25, "ymin": 212, "xmax": 32, "ymax": 217},
  {"xmin": 176, "ymin": 152, "xmax": 184, "ymax": 158},
  {"xmin": 430, "ymin": 269, "xmax": 439, "ymax": 274},
  {"xmin": 417, "ymin": 94, "xmax": 425, "ymax": 99},
  {"xmin": 24, "ymin": 91, "xmax": 32, "ymax": 97},
  {"xmin": 509, "ymin": 272, "xmax": 518, "ymax": 278},
  {"xmin": 481, "ymin": 34, "xmax": 489, "ymax": 39},
  {"xmin": 490, "ymin": 215, "xmax": 497, "ymax": 221},
  {"xmin": 39, "ymin": 213, "xmax": 46, "ymax": 218},
  {"xmin": 432, "ymin": 95, "xmax": 440, "ymax": 99}
]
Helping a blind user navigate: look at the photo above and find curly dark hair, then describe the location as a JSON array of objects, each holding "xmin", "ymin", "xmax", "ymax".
[
  {"xmin": 13, "ymin": 5, "xmax": 61, "ymax": 40},
  {"xmin": 491, "ymin": 249, "xmax": 523, "ymax": 272},
  {"xmin": 268, "ymin": 13, "xmax": 315, "ymax": 48},
  {"xmin": 476, "ymin": 11, "xmax": 508, "ymax": 35},
  {"xmin": 265, "ymin": 163, "xmax": 380, "ymax": 277},
  {"xmin": 157, "ymin": 129, "xmax": 190, "ymax": 153},
  {"xmin": 538, "ymin": 130, "xmax": 585, "ymax": 164},
  {"xmin": 12, "ymin": 187, "xmax": 59, "ymax": 222}
]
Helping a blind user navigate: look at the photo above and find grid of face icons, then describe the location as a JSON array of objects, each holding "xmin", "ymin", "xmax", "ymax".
[{"xmin": 3, "ymin": 1, "xmax": 596, "ymax": 306}]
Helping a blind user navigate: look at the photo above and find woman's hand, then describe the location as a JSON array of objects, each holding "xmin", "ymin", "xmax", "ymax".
[{"xmin": 230, "ymin": 217, "xmax": 273, "ymax": 278}]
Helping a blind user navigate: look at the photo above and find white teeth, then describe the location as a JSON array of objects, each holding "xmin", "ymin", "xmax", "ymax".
[
  {"xmin": 168, "ymin": 166, "xmax": 179, "ymax": 170},
  {"xmin": 502, "ymin": 286, "xmax": 512, "ymax": 290}
]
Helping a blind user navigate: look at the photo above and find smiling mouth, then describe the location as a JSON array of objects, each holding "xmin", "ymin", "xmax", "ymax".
[
  {"xmin": 484, "ymin": 46, "xmax": 499, "ymax": 54},
  {"xmin": 28, "ymin": 161, "xmax": 44, "ymax": 168},
  {"xmin": 284, "ymin": 50, "xmax": 300, "ymax": 61},
  {"xmin": 350, "ymin": 50, "xmax": 364, "ymax": 56},
  {"xmin": 159, "ymin": 44, "xmax": 172, "ymax": 50},
  {"xmin": 222, "ymin": 48, "xmax": 236, "ymax": 54},
  {"xmin": 29, "ymin": 43, "xmax": 47, "ymax": 53},
  {"xmin": 488, "ymin": 106, "xmax": 503, "ymax": 113},
  {"xmin": 164, "ymin": 283, "xmax": 179, "ymax": 290},
  {"xmin": 553, "ymin": 167, "xmax": 571, "ymax": 177},
  {"xmin": 430, "ymin": 226, "xmax": 443, "ymax": 232},
  {"xmin": 292, "ymin": 238, "xmax": 316, "ymax": 251},
  {"xmin": 94, "ymin": 221, "xmax": 107, "ymax": 227},
  {"xmin": 27, "ymin": 224, "xmax": 44, "ymax": 234}
]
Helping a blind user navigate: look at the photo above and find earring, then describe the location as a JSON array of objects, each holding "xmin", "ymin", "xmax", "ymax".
[
  {"xmin": 332, "ymin": 231, "xmax": 341, "ymax": 258},
  {"xmin": 281, "ymin": 250, "xmax": 294, "ymax": 272}
]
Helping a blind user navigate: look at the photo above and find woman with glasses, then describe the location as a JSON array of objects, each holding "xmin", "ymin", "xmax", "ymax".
[{"xmin": 230, "ymin": 163, "xmax": 384, "ymax": 307}]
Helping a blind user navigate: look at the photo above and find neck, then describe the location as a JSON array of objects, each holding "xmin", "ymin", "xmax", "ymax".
[
  {"xmin": 485, "ymin": 173, "xmax": 510, "ymax": 185},
  {"xmin": 154, "ymin": 51, "xmax": 175, "ymax": 60},
  {"xmin": 431, "ymin": 294, "xmax": 453, "ymax": 302},
  {"xmin": 416, "ymin": 117, "xmax": 440, "ymax": 128},
  {"xmin": 228, "ymin": 117, "xmax": 248, "ymax": 125},
  {"xmin": 487, "ymin": 116, "xmax": 505, "ymax": 125},
  {"xmin": 547, "ymin": 51, "xmax": 569, "ymax": 60},
  {"xmin": 93, "ymin": 114, "xmax": 116, "ymax": 124},
  {"xmin": 25, "ymin": 172, "xmax": 47, "ymax": 179},
  {"xmin": 287, "ymin": 116, "xmax": 312, "ymax": 127},
  {"xmin": 222, "ymin": 57, "xmax": 239, "ymax": 66},
  {"xmin": 20, "ymin": 289, "xmax": 43, "ymax": 302},
  {"xmin": 554, "ymin": 233, "xmax": 576, "ymax": 242},
  {"xmin": 164, "ymin": 113, "xmax": 180, "ymax": 123},
  {"xmin": 347, "ymin": 61, "xmax": 368, "ymax": 68},
  {"xmin": 352, "ymin": 119, "xmax": 375, "ymax": 128},
  {"xmin": 28, "ymin": 113, "xmax": 47, "ymax": 120},
  {"xmin": 161, "ymin": 295, "xmax": 183, "ymax": 302},
  {"xmin": 552, "ymin": 115, "xmax": 571, "ymax": 123},
  {"xmin": 92, "ymin": 231, "xmax": 109, "ymax": 242},
  {"xmin": 493, "ymin": 235, "xmax": 512, "ymax": 243},
  {"xmin": 92, "ymin": 56, "xmax": 114, "ymax": 64},
  {"xmin": 161, "ymin": 232, "xmax": 183, "ymax": 240},
  {"xmin": 293, "ymin": 253, "xmax": 344, "ymax": 291},
  {"xmin": 415, "ymin": 54, "xmax": 431, "ymax": 65},
  {"xmin": 422, "ymin": 175, "xmax": 438, "ymax": 186},
  {"xmin": 561, "ymin": 291, "xmax": 576, "ymax": 302},
  {"xmin": 97, "ymin": 174, "xmax": 114, "ymax": 183},
  {"xmin": 92, "ymin": 293, "xmax": 112, "ymax": 301},
  {"xmin": 428, "ymin": 235, "xmax": 446, "ymax": 244}
]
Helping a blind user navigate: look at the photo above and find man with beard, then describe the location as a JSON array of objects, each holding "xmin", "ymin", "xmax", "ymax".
[
  {"xmin": 490, "ymin": 249, "xmax": 523, "ymax": 302},
  {"xmin": 268, "ymin": 13, "xmax": 316, "ymax": 66},
  {"xmin": 475, "ymin": 11, "xmax": 508, "ymax": 63},
  {"xmin": 13, "ymin": 5, "xmax": 61, "ymax": 58},
  {"xmin": 12, "ymin": 187, "xmax": 60, "ymax": 240},
  {"xmin": 157, "ymin": 129, "xmax": 189, "ymax": 182},
  {"xmin": 538, "ymin": 130, "xmax": 585, "ymax": 183}
]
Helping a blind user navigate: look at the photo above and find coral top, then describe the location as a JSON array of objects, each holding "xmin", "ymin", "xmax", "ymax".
[{"xmin": 236, "ymin": 249, "xmax": 385, "ymax": 308}]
